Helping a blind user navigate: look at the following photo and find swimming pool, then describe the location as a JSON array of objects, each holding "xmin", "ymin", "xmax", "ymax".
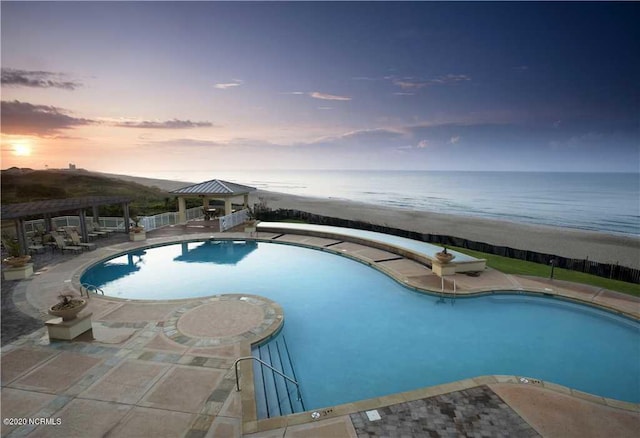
[{"xmin": 81, "ymin": 240, "xmax": 640, "ymax": 406}]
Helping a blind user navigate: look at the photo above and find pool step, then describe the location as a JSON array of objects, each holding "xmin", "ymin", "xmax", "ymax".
[{"xmin": 252, "ymin": 334, "xmax": 305, "ymax": 418}]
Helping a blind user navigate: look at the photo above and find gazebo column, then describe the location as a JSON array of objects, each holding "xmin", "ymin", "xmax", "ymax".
[
  {"xmin": 243, "ymin": 194, "xmax": 249, "ymax": 209},
  {"xmin": 123, "ymin": 202, "xmax": 131, "ymax": 233},
  {"xmin": 78, "ymin": 210, "xmax": 89, "ymax": 242},
  {"xmin": 15, "ymin": 219, "xmax": 27, "ymax": 256},
  {"xmin": 44, "ymin": 214, "xmax": 53, "ymax": 233},
  {"xmin": 177, "ymin": 197, "xmax": 187, "ymax": 224},
  {"xmin": 92, "ymin": 206, "xmax": 100, "ymax": 228},
  {"xmin": 224, "ymin": 198, "xmax": 232, "ymax": 216}
]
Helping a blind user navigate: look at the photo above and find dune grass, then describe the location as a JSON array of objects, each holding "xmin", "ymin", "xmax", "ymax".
[{"xmin": 451, "ymin": 246, "xmax": 640, "ymax": 297}]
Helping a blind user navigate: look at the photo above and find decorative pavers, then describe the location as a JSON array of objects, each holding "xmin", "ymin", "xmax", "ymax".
[
  {"xmin": 349, "ymin": 386, "xmax": 539, "ymax": 438},
  {"xmin": 163, "ymin": 294, "xmax": 283, "ymax": 347}
]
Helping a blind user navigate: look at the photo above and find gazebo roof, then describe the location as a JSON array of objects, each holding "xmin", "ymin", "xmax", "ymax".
[
  {"xmin": 171, "ymin": 179, "xmax": 256, "ymax": 196},
  {"xmin": 1, "ymin": 196, "xmax": 132, "ymax": 220}
]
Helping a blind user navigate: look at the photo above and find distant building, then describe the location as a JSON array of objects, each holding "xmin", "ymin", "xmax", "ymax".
[{"xmin": 69, "ymin": 163, "xmax": 76, "ymax": 170}]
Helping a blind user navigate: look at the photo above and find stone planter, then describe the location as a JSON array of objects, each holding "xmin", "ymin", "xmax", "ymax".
[
  {"xmin": 129, "ymin": 230, "xmax": 146, "ymax": 241},
  {"xmin": 48, "ymin": 299, "xmax": 87, "ymax": 321},
  {"xmin": 244, "ymin": 220, "xmax": 259, "ymax": 234},
  {"xmin": 3, "ymin": 263, "xmax": 34, "ymax": 280},
  {"xmin": 435, "ymin": 252, "xmax": 455, "ymax": 264},
  {"xmin": 3, "ymin": 255, "xmax": 32, "ymax": 268}
]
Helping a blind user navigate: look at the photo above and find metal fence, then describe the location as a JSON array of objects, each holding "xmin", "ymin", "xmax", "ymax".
[{"xmin": 258, "ymin": 208, "xmax": 640, "ymax": 285}]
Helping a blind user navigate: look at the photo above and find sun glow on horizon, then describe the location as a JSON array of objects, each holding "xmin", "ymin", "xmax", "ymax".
[{"xmin": 11, "ymin": 139, "xmax": 33, "ymax": 156}]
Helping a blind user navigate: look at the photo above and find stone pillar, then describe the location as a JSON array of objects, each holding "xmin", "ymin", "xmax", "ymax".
[
  {"xmin": 178, "ymin": 197, "xmax": 187, "ymax": 224},
  {"xmin": 243, "ymin": 194, "xmax": 249, "ymax": 209}
]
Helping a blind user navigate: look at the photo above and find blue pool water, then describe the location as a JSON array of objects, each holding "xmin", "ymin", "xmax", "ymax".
[{"xmin": 82, "ymin": 240, "xmax": 640, "ymax": 405}]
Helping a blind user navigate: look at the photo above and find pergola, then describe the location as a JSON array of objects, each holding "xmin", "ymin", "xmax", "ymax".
[
  {"xmin": 170, "ymin": 179, "xmax": 256, "ymax": 224},
  {"xmin": 1, "ymin": 196, "xmax": 132, "ymax": 255}
]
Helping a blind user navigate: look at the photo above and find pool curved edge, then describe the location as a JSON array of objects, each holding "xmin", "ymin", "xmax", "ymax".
[{"xmin": 72, "ymin": 233, "xmax": 640, "ymax": 322}]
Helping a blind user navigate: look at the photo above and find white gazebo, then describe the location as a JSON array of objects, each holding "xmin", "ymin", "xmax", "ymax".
[{"xmin": 171, "ymin": 179, "xmax": 256, "ymax": 224}]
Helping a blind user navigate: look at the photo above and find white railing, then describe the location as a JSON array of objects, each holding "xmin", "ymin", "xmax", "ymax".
[
  {"xmin": 22, "ymin": 206, "xmax": 205, "ymax": 235},
  {"xmin": 186, "ymin": 207, "xmax": 203, "ymax": 221},
  {"xmin": 138, "ymin": 206, "xmax": 204, "ymax": 232},
  {"xmin": 219, "ymin": 209, "xmax": 249, "ymax": 232}
]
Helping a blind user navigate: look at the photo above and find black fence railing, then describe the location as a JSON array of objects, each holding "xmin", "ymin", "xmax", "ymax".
[{"xmin": 258, "ymin": 208, "xmax": 640, "ymax": 285}]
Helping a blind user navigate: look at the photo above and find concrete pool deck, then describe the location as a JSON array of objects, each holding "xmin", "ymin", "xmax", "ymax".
[{"xmin": 1, "ymin": 225, "xmax": 639, "ymax": 437}]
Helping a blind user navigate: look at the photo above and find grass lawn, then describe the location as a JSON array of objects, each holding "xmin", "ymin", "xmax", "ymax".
[{"xmin": 452, "ymin": 246, "xmax": 640, "ymax": 297}]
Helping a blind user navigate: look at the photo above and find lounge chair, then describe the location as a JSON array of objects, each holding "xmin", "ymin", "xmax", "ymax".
[
  {"xmin": 51, "ymin": 233, "xmax": 83, "ymax": 254},
  {"xmin": 27, "ymin": 239, "xmax": 45, "ymax": 254},
  {"xmin": 89, "ymin": 221, "xmax": 110, "ymax": 237},
  {"xmin": 68, "ymin": 229, "xmax": 97, "ymax": 251}
]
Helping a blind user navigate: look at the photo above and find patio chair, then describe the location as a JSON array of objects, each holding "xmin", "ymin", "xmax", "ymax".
[
  {"xmin": 51, "ymin": 233, "xmax": 84, "ymax": 254},
  {"xmin": 68, "ymin": 229, "xmax": 97, "ymax": 251}
]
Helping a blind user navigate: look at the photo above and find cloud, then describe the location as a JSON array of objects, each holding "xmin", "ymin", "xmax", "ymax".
[
  {"xmin": 393, "ymin": 80, "xmax": 429, "ymax": 90},
  {"xmin": 317, "ymin": 107, "xmax": 333, "ymax": 110},
  {"xmin": 309, "ymin": 92, "xmax": 351, "ymax": 101},
  {"xmin": 141, "ymin": 138, "xmax": 226, "ymax": 148},
  {"xmin": 284, "ymin": 91, "xmax": 352, "ymax": 101},
  {"xmin": 513, "ymin": 65, "xmax": 529, "ymax": 72},
  {"xmin": 449, "ymin": 136, "xmax": 460, "ymax": 144},
  {"xmin": 392, "ymin": 74, "xmax": 470, "ymax": 90},
  {"xmin": 214, "ymin": 79, "xmax": 243, "ymax": 89},
  {"xmin": 1, "ymin": 68, "xmax": 82, "ymax": 90},
  {"xmin": 417, "ymin": 139, "xmax": 429, "ymax": 148},
  {"xmin": 1, "ymin": 100, "xmax": 92, "ymax": 136},
  {"xmin": 114, "ymin": 119, "xmax": 213, "ymax": 129}
]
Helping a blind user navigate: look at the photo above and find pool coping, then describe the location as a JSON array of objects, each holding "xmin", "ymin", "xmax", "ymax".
[
  {"xmin": 27, "ymin": 230, "xmax": 639, "ymax": 434},
  {"xmin": 257, "ymin": 222, "xmax": 488, "ymax": 274}
]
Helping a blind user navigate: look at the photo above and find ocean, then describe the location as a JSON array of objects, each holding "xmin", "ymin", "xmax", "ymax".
[{"xmin": 155, "ymin": 170, "xmax": 640, "ymax": 236}]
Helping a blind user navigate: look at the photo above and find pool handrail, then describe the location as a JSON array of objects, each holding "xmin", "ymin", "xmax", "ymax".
[
  {"xmin": 234, "ymin": 356, "xmax": 303, "ymax": 402},
  {"xmin": 80, "ymin": 283, "xmax": 104, "ymax": 298}
]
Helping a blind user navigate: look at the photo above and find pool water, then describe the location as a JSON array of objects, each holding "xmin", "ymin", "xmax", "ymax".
[{"xmin": 82, "ymin": 240, "xmax": 640, "ymax": 405}]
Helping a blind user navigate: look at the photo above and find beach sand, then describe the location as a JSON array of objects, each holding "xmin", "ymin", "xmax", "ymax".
[
  {"xmin": 250, "ymin": 190, "xmax": 640, "ymax": 269},
  {"xmin": 96, "ymin": 173, "xmax": 639, "ymax": 269}
]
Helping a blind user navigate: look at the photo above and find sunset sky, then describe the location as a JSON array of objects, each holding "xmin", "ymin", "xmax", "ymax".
[{"xmin": 1, "ymin": 1, "xmax": 638, "ymax": 177}]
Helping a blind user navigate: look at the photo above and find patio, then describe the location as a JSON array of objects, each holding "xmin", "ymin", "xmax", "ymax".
[{"xmin": 1, "ymin": 225, "xmax": 638, "ymax": 437}]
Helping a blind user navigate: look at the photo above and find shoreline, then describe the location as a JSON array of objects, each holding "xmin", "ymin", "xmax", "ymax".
[{"xmin": 250, "ymin": 189, "xmax": 640, "ymax": 270}]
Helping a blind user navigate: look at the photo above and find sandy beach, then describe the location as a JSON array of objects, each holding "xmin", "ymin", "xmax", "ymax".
[
  {"xmin": 98, "ymin": 173, "xmax": 639, "ymax": 269},
  {"xmin": 249, "ymin": 190, "xmax": 640, "ymax": 269}
]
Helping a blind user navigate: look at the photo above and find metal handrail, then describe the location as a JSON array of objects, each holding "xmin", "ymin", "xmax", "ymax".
[
  {"xmin": 233, "ymin": 356, "xmax": 302, "ymax": 401},
  {"xmin": 80, "ymin": 283, "xmax": 104, "ymax": 297}
]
